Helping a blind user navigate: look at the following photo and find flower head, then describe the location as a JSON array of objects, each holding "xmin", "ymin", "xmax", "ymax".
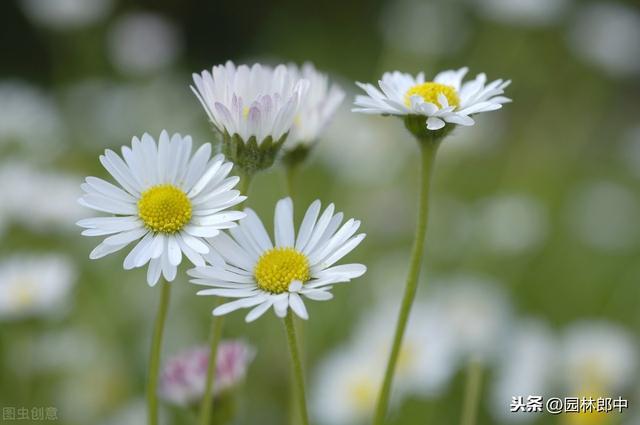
[
  {"xmin": 191, "ymin": 61, "xmax": 308, "ymax": 143},
  {"xmin": 191, "ymin": 62, "xmax": 309, "ymax": 176},
  {"xmin": 0, "ymin": 254, "xmax": 76, "ymax": 320},
  {"xmin": 353, "ymin": 67, "xmax": 511, "ymax": 131},
  {"xmin": 189, "ymin": 197, "xmax": 366, "ymax": 321},
  {"xmin": 159, "ymin": 340, "xmax": 255, "ymax": 406},
  {"xmin": 77, "ymin": 131, "xmax": 246, "ymax": 286},
  {"xmin": 285, "ymin": 62, "xmax": 344, "ymax": 147}
]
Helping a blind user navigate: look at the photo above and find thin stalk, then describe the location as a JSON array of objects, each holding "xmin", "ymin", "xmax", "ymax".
[
  {"xmin": 198, "ymin": 170, "xmax": 252, "ymax": 425},
  {"xmin": 284, "ymin": 311, "xmax": 310, "ymax": 425},
  {"xmin": 285, "ymin": 163, "xmax": 299, "ymax": 199},
  {"xmin": 460, "ymin": 360, "xmax": 483, "ymax": 425},
  {"xmin": 372, "ymin": 142, "xmax": 439, "ymax": 425},
  {"xmin": 147, "ymin": 281, "xmax": 172, "ymax": 425},
  {"xmin": 198, "ymin": 312, "xmax": 225, "ymax": 425}
]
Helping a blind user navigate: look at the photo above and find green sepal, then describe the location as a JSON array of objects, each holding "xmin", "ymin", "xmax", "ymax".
[
  {"xmin": 221, "ymin": 132, "xmax": 288, "ymax": 178},
  {"xmin": 281, "ymin": 143, "xmax": 312, "ymax": 169},
  {"xmin": 404, "ymin": 115, "xmax": 455, "ymax": 145}
]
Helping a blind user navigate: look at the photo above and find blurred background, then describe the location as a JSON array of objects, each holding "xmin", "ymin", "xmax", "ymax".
[{"xmin": 1, "ymin": 0, "xmax": 639, "ymax": 424}]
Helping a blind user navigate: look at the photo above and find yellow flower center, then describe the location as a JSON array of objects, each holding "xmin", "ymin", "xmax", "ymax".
[
  {"xmin": 405, "ymin": 82, "xmax": 459, "ymax": 108},
  {"xmin": 138, "ymin": 184, "xmax": 192, "ymax": 233},
  {"xmin": 254, "ymin": 247, "xmax": 310, "ymax": 293},
  {"xmin": 10, "ymin": 282, "xmax": 36, "ymax": 308},
  {"xmin": 347, "ymin": 377, "xmax": 376, "ymax": 412}
]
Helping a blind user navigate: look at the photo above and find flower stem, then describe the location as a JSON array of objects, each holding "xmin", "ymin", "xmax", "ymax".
[
  {"xmin": 198, "ymin": 170, "xmax": 252, "ymax": 425},
  {"xmin": 147, "ymin": 280, "xmax": 172, "ymax": 425},
  {"xmin": 460, "ymin": 360, "xmax": 483, "ymax": 425},
  {"xmin": 285, "ymin": 163, "xmax": 299, "ymax": 199},
  {"xmin": 198, "ymin": 312, "xmax": 225, "ymax": 425},
  {"xmin": 284, "ymin": 311, "xmax": 310, "ymax": 425},
  {"xmin": 373, "ymin": 141, "xmax": 439, "ymax": 425}
]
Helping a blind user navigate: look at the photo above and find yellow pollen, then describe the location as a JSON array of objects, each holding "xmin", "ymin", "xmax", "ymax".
[
  {"xmin": 254, "ymin": 248, "xmax": 310, "ymax": 294},
  {"xmin": 138, "ymin": 184, "xmax": 192, "ymax": 233},
  {"xmin": 405, "ymin": 82, "xmax": 460, "ymax": 108}
]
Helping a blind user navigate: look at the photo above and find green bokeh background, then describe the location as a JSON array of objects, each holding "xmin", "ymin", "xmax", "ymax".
[{"xmin": 1, "ymin": 0, "xmax": 639, "ymax": 424}]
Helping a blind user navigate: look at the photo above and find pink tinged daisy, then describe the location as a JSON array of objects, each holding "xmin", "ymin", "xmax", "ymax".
[
  {"xmin": 188, "ymin": 197, "xmax": 367, "ymax": 322},
  {"xmin": 191, "ymin": 61, "xmax": 309, "ymax": 177},
  {"xmin": 159, "ymin": 340, "xmax": 255, "ymax": 407},
  {"xmin": 353, "ymin": 67, "xmax": 511, "ymax": 131},
  {"xmin": 77, "ymin": 130, "xmax": 246, "ymax": 286}
]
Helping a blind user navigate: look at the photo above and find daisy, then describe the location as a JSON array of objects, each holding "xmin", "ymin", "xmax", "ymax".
[
  {"xmin": 159, "ymin": 340, "xmax": 255, "ymax": 406},
  {"xmin": 189, "ymin": 197, "xmax": 366, "ymax": 322},
  {"xmin": 191, "ymin": 61, "xmax": 308, "ymax": 153},
  {"xmin": 77, "ymin": 130, "xmax": 246, "ymax": 286},
  {"xmin": 353, "ymin": 67, "xmax": 511, "ymax": 131},
  {"xmin": 285, "ymin": 62, "xmax": 344, "ymax": 149},
  {"xmin": 0, "ymin": 254, "xmax": 76, "ymax": 320}
]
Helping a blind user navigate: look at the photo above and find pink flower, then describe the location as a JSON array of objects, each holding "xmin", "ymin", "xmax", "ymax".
[{"xmin": 159, "ymin": 340, "xmax": 255, "ymax": 406}]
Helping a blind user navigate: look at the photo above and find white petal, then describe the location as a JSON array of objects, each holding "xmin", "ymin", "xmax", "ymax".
[
  {"xmin": 289, "ymin": 293, "xmax": 308, "ymax": 320},
  {"xmin": 245, "ymin": 300, "xmax": 273, "ymax": 322},
  {"xmin": 274, "ymin": 197, "xmax": 295, "ymax": 247},
  {"xmin": 213, "ymin": 295, "xmax": 268, "ymax": 316}
]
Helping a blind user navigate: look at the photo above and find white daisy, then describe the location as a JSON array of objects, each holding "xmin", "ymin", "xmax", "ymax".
[
  {"xmin": 285, "ymin": 62, "xmax": 344, "ymax": 147},
  {"xmin": 189, "ymin": 197, "xmax": 366, "ymax": 322},
  {"xmin": 77, "ymin": 130, "xmax": 246, "ymax": 286},
  {"xmin": 191, "ymin": 61, "xmax": 309, "ymax": 144},
  {"xmin": 353, "ymin": 67, "xmax": 511, "ymax": 131},
  {"xmin": 0, "ymin": 254, "xmax": 76, "ymax": 320}
]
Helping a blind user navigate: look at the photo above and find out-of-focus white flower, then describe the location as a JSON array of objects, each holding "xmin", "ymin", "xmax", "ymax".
[
  {"xmin": 490, "ymin": 319, "xmax": 557, "ymax": 423},
  {"xmin": 312, "ymin": 300, "xmax": 457, "ymax": 425},
  {"xmin": 100, "ymin": 400, "xmax": 149, "ymax": 425},
  {"xmin": 191, "ymin": 198, "xmax": 366, "ymax": 322},
  {"xmin": 159, "ymin": 341, "xmax": 255, "ymax": 406},
  {"xmin": 380, "ymin": 0, "xmax": 469, "ymax": 56},
  {"xmin": 354, "ymin": 302, "xmax": 457, "ymax": 397},
  {"xmin": 354, "ymin": 67, "xmax": 511, "ymax": 131},
  {"xmin": 0, "ymin": 254, "xmax": 76, "ymax": 320},
  {"xmin": 477, "ymin": 194, "xmax": 548, "ymax": 255},
  {"xmin": 192, "ymin": 62, "xmax": 308, "ymax": 143},
  {"xmin": 312, "ymin": 344, "xmax": 381, "ymax": 425},
  {"xmin": 78, "ymin": 131, "xmax": 246, "ymax": 286},
  {"xmin": 429, "ymin": 275, "xmax": 511, "ymax": 363},
  {"xmin": 560, "ymin": 321, "xmax": 637, "ymax": 393},
  {"xmin": 20, "ymin": 0, "xmax": 112, "ymax": 30},
  {"xmin": 107, "ymin": 12, "xmax": 181, "ymax": 76},
  {"xmin": 473, "ymin": 0, "xmax": 571, "ymax": 27},
  {"xmin": 318, "ymin": 102, "xmax": 412, "ymax": 184},
  {"xmin": 0, "ymin": 81, "xmax": 64, "ymax": 151},
  {"xmin": 0, "ymin": 162, "xmax": 87, "ymax": 232},
  {"xmin": 285, "ymin": 63, "xmax": 344, "ymax": 147},
  {"xmin": 567, "ymin": 2, "xmax": 640, "ymax": 77},
  {"xmin": 567, "ymin": 181, "xmax": 640, "ymax": 252}
]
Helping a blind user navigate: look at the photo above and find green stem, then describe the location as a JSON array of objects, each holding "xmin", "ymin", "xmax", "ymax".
[
  {"xmin": 198, "ymin": 170, "xmax": 252, "ymax": 425},
  {"xmin": 285, "ymin": 163, "xmax": 299, "ymax": 199},
  {"xmin": 147, "ymin": 281, "xmax": 172, "ymax": 425},
  {"xmin": 284, "ymin": 311, "xmax": 310, "ymax": 425},
  {"xmin": 460, "ymin": 360, "xmax": 483, "ymax": 425},
  {"xmin": 198, "ymin": 313, "xmax": 225, "ymax": 425},
  {"xmin": 373, "ymin": 142, "xmax": 439, "ymax": 425},
  {"xmin": 237, "ymin": 168, "xmax": 253, "ymax": 196}
]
